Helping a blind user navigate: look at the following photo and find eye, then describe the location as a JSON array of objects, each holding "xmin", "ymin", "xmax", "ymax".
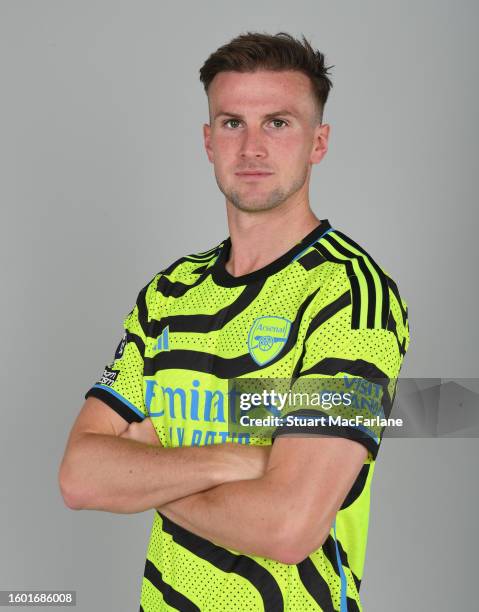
[
  {"xmin": 224, "ymin": 119, "xmax": 242, "ymax": 129},
  {"xmin": 269, "ymin": 119, "xmax": 288, "ymax": 128}
]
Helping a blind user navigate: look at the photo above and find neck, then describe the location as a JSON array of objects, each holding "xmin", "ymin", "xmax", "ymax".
[{"xmin": 224, "ymin": 194, "xmax": 321, "ymax": 278}]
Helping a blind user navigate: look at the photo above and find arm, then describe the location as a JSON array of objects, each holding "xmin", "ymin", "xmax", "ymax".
[
  {"xmin": 156, "ymin": 265, "xmax": 408, "ymax": 562},
  {"xmin": 155, "ymin": 281, "xmax": 405, "ymax": 562},
  {"xmin": 58, "ymin": 396, "xmax": 270, "ymax": 514},
  {"xmin": 158, "ymin": 435, "xmax": 367, "ymax": 564}
]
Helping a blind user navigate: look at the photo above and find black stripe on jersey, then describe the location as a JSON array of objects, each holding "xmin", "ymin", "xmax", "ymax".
[
  {"xmin": 300, "ymin": 356, "xmax": 390, "ymax": 385},
  {"xmin": 191, "ymin": 265, "xmax": 209, "ymax": 274},
  {"xmin": 143, "ymin": 559, "xmax": 200, "ymax": 611},
  {"xmin": 386, "ymin": 311, "xmax": 407, "ymax": 357},
  {"xmin": 315, "ymin": 231, "xmax": 390, "ymax": 331},
  {"xmin": 305, "ymin": 291, "xmax": 352, "ymax": 342},
  {"xmin": 144, "ymin": 349, "xmax": 250, "ymax": 377},
  {"xmin": 127, "ymin": 331, "xmax": 146, "ymax": 356},
  {"xmin": 271, "ymin": 408, "xmax": 379, "ymax": 459},
  {"xmin": 148, "ymin": 281, "xmax": 266, "ymax": 336},
  {"xmin": 160, "ymin": 258, "xmax": 187, "ymax": 277},
  {"xmin": 323, "ymin": 234, "xmax": 378, "ymax": 329},
  {"xmin": 331, "ymin": 230, "xmax": 390, "ymax": 330},
  {"xmin": 84, "ymin": 387, "xmax": 143, "ymax": 423},
  {"xmin": 313, "ymin": 242, "xmax": 362, "ymax": 329},
  {"xmin": 296, "ymin": 557, "xmax": 335, "ymax": 611},
  {"xmin": 292, "ymin": 291, "xmax": 352, "ymax": 380},
  {"xmin": 340, "ymin": 464, "xmax": 370, "ymax": 510},
  {"xmin": 322, "ymin": 536, "xmax": 340, "ymax": 578},
  {"xmin": 299, "ymin": 357, "xmax": 393, "ymax": 418},
  {"xmin": 336, "ymin": 539, "xmax": 362, "ymax": 593},
  {"xmin": 155, "ymin": 271, "xmax": 211, "ymax": 299},
  {"xmin": 297, "ymin": 249, "xmax": 326, "ymax": 271},
  {"xmin": 159, "ymin": 512, "xmax": 284, "ymax": 612},
  {"xmin": 139, "ymin": 606, "xmax": 144, "ymax": 612},
  {"xmin": 160, "ymin": 247, "xmax": 222, "ymax": 276},
  {"xmin": 190, "ymin": 243, "xmax": 225, "ymax": 258},
  {"xmin": 347, "ymin": 597, "xmax": 361, "ymax": 612},
  {"xmin": 135, "ymin": 282, "xmax": 150, "ymax": 337},
  {"xmin": 186, "ymin": 251, "xmax": 221, "ymax": 262},
  {"xmin": 386, "ymin": 275, "xmax": 408, "ymax": 325},
  {"xmin": 144, "ymin": 286, "xmax": 322, "ymax": 378},
  {"xmin": 322, "ymin": 536, "xmax": 362, "ymax": 604}
]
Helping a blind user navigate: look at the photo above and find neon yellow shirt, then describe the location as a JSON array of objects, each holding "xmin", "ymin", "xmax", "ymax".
[{"xmin": 86, "ymin": 220, "xmax": 410, "ymax": 611}]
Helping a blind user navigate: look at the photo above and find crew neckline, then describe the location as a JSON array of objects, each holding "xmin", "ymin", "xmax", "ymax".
[{"xmin": 211, "ymin": 219, "xmax": 332, "ymax": 287}]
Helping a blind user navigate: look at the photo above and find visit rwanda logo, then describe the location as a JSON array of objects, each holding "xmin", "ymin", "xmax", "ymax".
[{"xmin": 247, "ymin": 316, "xmax": 292, "ymax": 366}]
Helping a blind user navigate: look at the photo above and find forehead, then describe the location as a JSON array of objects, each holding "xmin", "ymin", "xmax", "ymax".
[{"xmin": 208, "ymin": 69, "xmax": 316, "ymax": 117}]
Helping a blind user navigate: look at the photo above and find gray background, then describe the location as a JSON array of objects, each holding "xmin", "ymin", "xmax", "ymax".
[{"xmin": 1, "ymin": 0, "xmax": 477, "ymax": 610}]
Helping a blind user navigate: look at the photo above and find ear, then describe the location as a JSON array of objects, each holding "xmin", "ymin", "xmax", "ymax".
[
  {"xmin": 203, "ymin": 123, "xmax": 214, "ymax": 163},
  {"xmin": 310, "ymin": 123, "xmax": 330, "ymax": 165}
]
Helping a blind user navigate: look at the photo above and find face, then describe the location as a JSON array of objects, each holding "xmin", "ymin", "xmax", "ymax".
[{"xmin": 203, "ymin": 70, "xmax": 329, "ymax": 213}]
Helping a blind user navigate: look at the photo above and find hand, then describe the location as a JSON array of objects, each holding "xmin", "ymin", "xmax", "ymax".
[{"xmin": 120, "ymin": 417, "xmax": 162, "ymax": 447}]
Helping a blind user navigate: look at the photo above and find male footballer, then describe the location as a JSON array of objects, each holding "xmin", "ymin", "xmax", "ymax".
[{"xmin": 59, "ymin": 31, "xmax": 410, "ymax": 611}]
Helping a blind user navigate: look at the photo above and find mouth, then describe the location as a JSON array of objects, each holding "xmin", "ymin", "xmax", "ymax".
[{"xmin": 235, "ymin": 171, "xmax": 274, "ymax": 179}]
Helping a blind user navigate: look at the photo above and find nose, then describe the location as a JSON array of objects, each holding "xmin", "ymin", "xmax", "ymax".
[{"xmin": 239, "ymin": 127, "xmax": 267, "ymax": 159}]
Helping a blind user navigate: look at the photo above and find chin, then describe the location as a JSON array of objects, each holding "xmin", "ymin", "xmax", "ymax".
[
  {"xmin": 230, "ymin": 198, "xmax": 283, "ymax": 213},
  {"xmin": 227, "ymin": 188, "xmax": 288, "ymax": 213}
]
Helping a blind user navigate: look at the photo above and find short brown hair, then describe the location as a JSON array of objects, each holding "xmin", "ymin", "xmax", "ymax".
[{"xmin": 199, "ymin": 31, "xmax": 334, "ymax": 122}]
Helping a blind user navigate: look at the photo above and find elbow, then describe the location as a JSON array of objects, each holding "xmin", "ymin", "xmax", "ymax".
[
  {"xmin": 58, "ymin": 461, "xmax": 89, "ymax": 510},
  {"xmin": 268, "ymin": 516, "xmax": 329, "ymax": 565}
]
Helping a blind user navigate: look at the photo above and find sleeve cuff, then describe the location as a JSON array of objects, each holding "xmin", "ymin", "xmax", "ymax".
[
  {"xmin": 271, "ymin": 409, "xmax": 380, "ymax": 459},
  {"xmin": 85, "ymin": 385, "xmax": 145, "ymax": 423}
]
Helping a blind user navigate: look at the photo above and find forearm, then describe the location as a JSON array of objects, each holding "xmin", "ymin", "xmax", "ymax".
[
  {"xmin": 159, "ymin": 473, "xmax": 288, "ymax": 560},
  {"xmin": 60, "ymin": 435, "xmax": 248, "ymax": 513}
]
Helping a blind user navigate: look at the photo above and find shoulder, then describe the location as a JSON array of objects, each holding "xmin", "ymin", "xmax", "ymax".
[
  {"xmin": 157, "ymin": 240, "xmax": 224, "ymax": 282},
  {"xmin": 300, "ymin": 224, "xmax": 410, "ymax": 354},
  {"xmin": 130, "ymin": 238, "xmax": 225, "ymax": 311}
]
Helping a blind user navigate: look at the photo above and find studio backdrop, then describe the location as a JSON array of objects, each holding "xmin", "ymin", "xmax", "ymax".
[{"xmin": 1, "ymin": 1, "xmax": 477, "ymax": 610}]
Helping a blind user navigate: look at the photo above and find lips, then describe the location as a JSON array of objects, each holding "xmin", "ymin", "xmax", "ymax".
[{"xmin": 235, "ymin": 170, "xmax": 273, "ymax": 177}]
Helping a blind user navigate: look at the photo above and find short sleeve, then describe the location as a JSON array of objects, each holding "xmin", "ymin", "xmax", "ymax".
[
  {"xmin": 84, "ymin": 279, "xmax": 153, "ymax": 423},
  {"xmin": 272, "ymin": 265, "xmax": 410, "ymax": 460}
]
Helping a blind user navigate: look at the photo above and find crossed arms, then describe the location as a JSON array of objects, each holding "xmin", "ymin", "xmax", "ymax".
[{"xmin": 58, "ymin": 397, "xmax": 367, "ymax": 565}]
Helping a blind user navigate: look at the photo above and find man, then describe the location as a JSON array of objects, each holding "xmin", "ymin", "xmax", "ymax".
[{"xmin": 59, "ymin": 32, "xmax": 410, "ymax": 611}]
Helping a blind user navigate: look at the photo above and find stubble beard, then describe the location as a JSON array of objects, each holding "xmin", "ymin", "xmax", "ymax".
[{"xmin": 215, "ymin": 166, "xmax": 309, "ymax": 213}]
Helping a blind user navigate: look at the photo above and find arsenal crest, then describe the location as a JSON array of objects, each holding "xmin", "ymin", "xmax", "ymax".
[{"xmin": 247, "ymin": 316, "xmax": 292, "ymax": 366}]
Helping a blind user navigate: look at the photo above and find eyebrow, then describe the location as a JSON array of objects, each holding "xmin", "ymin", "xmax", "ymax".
[{"xmin": 213, "ymin": 109, "xmax": 299, "ymax": 120}]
